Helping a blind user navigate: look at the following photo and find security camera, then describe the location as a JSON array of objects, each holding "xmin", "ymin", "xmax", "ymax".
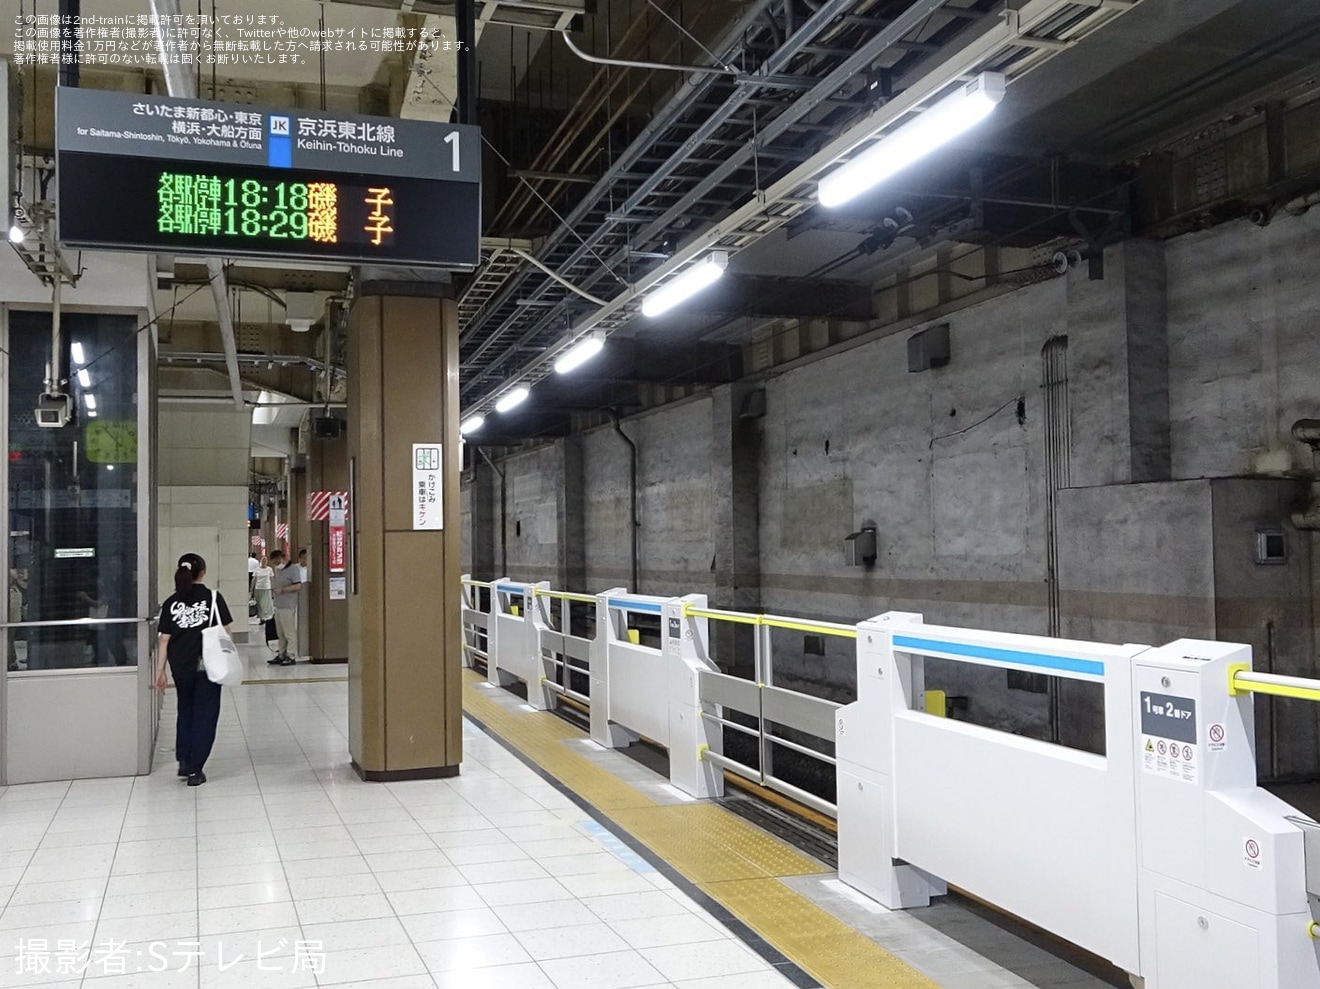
[{"xmin": 35, "ymin": 393, "xmax": 73, "ymax": 428}]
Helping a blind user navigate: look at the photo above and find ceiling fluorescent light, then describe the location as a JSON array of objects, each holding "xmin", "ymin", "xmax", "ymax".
[
  {"xmin": 7, "ymin": 224, "xmax": 23, "ymax": 244},
  {"xmin": 71, "ymin": 342, "xmax": 86, "ymax": 365},
  {"xmin": 460, "ymin": 415, "xmax": 485, "ymax": 435},
  {"xmin": 818, "ymin": 72, "xmax": 1005, "ymax": 209},
  {"xmin": 554, "ymin": 333, "xmax": 605, "ymax": 374},
  {"xmin": 84, "ymin": 393, "xmax": 97, "ymax": 410},
  {"xmin": 77, "ymin": 369, "xmax": 92, "ymax": 388},
  {"xmin": 495, "ymin": 387, "xmax": 529, "ymax": 414},
  {"xmin": 641, "ymin": 251, "xmax": 728, "ymax": 318}
]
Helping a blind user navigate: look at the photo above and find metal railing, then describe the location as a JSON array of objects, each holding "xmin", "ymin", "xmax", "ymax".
[{"xmin": 684, "ymin": 602, "xmax": 847, "ymax": 818}]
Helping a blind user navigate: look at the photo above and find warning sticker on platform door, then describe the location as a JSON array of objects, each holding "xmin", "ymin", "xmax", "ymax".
[
  {"xmin": 1140, "ymin": 691, "xmax": 1199, "ymax": 783},
  {"xmin": 1244, "ymin": 837, "xmax": 1262, "ymax": 870}
]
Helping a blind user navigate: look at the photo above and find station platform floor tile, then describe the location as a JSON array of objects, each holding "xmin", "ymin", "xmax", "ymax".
[{"xmin": 0, "ymin": 643, "xmax": 1124, "ymax": 989}]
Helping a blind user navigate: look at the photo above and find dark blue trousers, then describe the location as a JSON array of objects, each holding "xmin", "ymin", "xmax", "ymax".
[{"xmin": 174, "ymin": 665, "xmax": 222, "ymax": 773}]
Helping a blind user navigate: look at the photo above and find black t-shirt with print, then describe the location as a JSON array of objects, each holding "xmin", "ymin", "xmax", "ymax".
[{"xmin": 158, "ymin": 584, "xmax": 232, "ymax": 675}]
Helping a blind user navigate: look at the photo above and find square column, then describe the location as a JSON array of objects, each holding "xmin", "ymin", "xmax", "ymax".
[{"xmin": 347, "ymin": 289, "xmax": 463, "ymax": 780}]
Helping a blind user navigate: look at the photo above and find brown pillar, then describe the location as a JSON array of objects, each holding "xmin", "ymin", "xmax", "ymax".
[
  {"xmin": 307, "ymin": 427, "xmax": 350, "ymax": 663},
  {"xmin": 347, "ymin": 288, "xmax": 463, "ymax": 780}
]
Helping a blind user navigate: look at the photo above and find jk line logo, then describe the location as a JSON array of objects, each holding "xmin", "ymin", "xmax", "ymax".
[{"xmin": 270, "ymin": 116, "xmax": 290, "ymax": 136}]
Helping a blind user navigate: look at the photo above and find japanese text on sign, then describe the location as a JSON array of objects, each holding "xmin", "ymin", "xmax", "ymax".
[{"xmin": 412, "ymin": 444, "xmax": 443, "ymax": 531}]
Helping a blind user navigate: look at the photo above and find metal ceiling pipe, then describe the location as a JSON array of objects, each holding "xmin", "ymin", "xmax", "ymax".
[
  {"xmin": 460, "ymin": 0, "xmax": 851, "ymax": 375},
  {"xmin": 492, "ymin": 0, "xmax": 757, "ymax": 233},
  {"xmin": 460, "ymin": 0, "xmax": 963, "ymax": 398},
  {"xmin": 149, "ymin": 0, "xmax": 245, "ymax": 411},
  {"xmin": 475, "ymin": 0, "xmax": 782, "ymax": 314}
]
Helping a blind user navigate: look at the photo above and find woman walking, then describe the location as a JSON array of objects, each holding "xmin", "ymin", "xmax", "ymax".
[{"xmin": 155, "ymin": 552, "xmax": 232, "ymax": 786}]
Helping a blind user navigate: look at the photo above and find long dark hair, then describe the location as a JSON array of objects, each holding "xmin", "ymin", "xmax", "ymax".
[{"xmin": 174, "ymin": 553, "xmax": 207, "ymax": 597}]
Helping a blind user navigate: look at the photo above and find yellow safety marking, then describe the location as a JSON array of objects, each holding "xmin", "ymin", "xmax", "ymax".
[
  {"xmin": 1230, "ymin": 666, "xmax": 1320, "ymax": 703},
  {"xmin": 763, "ymin": 615, "xmax": 857, "ymax": 638},
  {"xmin": 1310, "ymin": 920, "xmax": 1320, "ymax": 940},
  {"xmin": 533, "ymin": 588, "xmax": 598, "ymax": 604},
  {"xmin": 462, "ymin": 670, "xmax": 936, "ymax": 989},
  {"xmin": 681, "ymin": 602, "xmax": 857, "ymax": 639},
  {"xmin": 706, "ymin": 878, "xmax": 939, "ymax": 988},
  {"xmin": 924, "ymin": 689, "xmax": 947, "ymax": 717},
  {"xmin": 626, "ymin": 629, "xmax": 640, "ymax": 645},
  {"xmin": 510, "ymin": 605, "xmax": 520, "ymax": 617}
]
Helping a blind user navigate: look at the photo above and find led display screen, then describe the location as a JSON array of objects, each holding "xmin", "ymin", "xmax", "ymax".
[
  {"xmin": 55, "ymin": 89, "xmax": 480, "ymax": 268},
  {"xmin": 57, "ymin": 153, "xmax": 479, "ymax": 267}
]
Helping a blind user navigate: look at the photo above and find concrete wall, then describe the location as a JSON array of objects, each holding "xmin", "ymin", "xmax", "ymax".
[
  {"xmin": 157, "ymin": 409, "xmax": 252, "ymax": 627},
  {"xmin": 460, "ymin": 210, "xmax": 1320, "ymax": 770}
]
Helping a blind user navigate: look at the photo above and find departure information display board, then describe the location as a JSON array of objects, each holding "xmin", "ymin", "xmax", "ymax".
[{"xmin": 55, "ymin": 89, "xmax": 480, "ymax": 268}]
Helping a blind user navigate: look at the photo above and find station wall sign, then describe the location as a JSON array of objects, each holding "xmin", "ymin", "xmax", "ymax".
[{"xmin": 55, "ymin": 88, "xmax": 480, "ymax": 268}]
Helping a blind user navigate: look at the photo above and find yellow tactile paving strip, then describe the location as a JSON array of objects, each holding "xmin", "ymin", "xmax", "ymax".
[{"xmin": 462, "ymin": 671, "xmax": 940, "ymax": 989}]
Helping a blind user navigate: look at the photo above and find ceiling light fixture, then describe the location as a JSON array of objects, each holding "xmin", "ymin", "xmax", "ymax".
[
  {"xmin": 77, "ymin": 369, "xmax": 92, "ymax": 388},
  {"xmin": 554, "ymin": 333, "xmax": 605, "ymax": 375},
  {"xmin": 7, "ymin": 224, "xmax": 23, "ymax": 244},
  {"xmin": 71, "ymin": 342, "xmax": 86, "ymax": 365},
  {"xmin": 818, "ymin": 72, "xmax": 1005, "ymax": 209},
  {"xmin": 494, "ymin": 387, "xmax": 529, "ymax": 414},
  {"xmin": 460, "ymin": 415, "xmax": 485, "ymax": 435},
  {"xmin": 84, "ymin": 394, "xmax": 97, "ymax": 410},
  {"xmin": 641, "ymin": 251, "xmax": 728, "ymax": 318}
]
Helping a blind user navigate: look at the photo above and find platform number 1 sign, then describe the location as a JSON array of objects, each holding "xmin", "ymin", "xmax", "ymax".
[{"xmin": 412, "ymin": 444, "xmax": 443, "ymax": 531}]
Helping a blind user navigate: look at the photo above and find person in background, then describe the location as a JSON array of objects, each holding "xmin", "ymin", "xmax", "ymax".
[
  {"xmin": 155, "ymin": 552, "xmax": 231, "ymax": 787},
  {"xmin": 298, "ymin": 548, "xmax": 309, "ymax": 583},
  {"xmin": 251, "ymin": 555, "xmax": 276, "ymax": 641},
  {"xmin": 79, "ymin": 557, "xmax": 129, "ymax": 667},
  {"xmin": 247, "ymin": 552, "xmax": 259, "ymax": 593},
  {"xmin": 7, "ymin": 566, "xmax": 26, "ymax": 671},
  {"xmin": 269, "ymin": 549, "xmax": 301, "ymax": 666}
]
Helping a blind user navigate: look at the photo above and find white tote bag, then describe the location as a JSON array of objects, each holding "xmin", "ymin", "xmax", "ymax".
[{"xmin": 201, "ymin": 592, "xmax": 244, "ymax": 686}]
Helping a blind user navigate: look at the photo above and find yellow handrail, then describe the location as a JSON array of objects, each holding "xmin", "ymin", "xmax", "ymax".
[
  {"xmin": 532, "ymin": 588, "xmax": 598, "ymax": 604},
  {"xmin": 682, "ymin": 603, "xmax": 857, "ymax": 639},
  {"xmin": 684, "ymin": 606, "xmax": 761, "ymax": 627},
  {"xmin": 462, "ymin": 579, "xmax": 492, "ymax": 588},
  {"xmin": 1229, "ymin": 665, "xmax": 1320, "ymax": 703}
]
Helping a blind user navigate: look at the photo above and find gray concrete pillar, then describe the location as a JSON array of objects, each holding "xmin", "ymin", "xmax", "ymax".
[
  {"xmin": 467, "ymin": 458, "xmax": 497, "ymax": 581},
  {"xmin": 1122, "ymin": 240, "xmax": 1171, "ymax": 482},
  {"xmin": 559, "ymin": 436, "xmax": 587, "ymax": 592},
  {"xmin": 711, "ymin": 383, "xmax": 763, "ymax": 673}
]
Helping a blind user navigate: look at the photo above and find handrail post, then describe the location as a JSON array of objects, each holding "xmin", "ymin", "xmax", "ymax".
[
  {"xmin": 669, "ymin": 593, "xmax": 723, "ymax": 799},
  {"xmin": 526, "ymin": 581, "xmax": 553, "ymax": 711},
  {"xmin": 590, "ymin": 588, "xmax": 633, "ymax": 749}
]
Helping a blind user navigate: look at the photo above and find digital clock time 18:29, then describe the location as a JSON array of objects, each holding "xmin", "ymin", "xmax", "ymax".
[{"xmin": 158, "ymin": 173, "xmax": 343, "ymax": 242}]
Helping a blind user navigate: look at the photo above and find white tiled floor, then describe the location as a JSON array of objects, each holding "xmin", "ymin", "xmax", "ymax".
[{"xmin": 0, "ymin": 646, "xmax": 799, "ymax": 989}]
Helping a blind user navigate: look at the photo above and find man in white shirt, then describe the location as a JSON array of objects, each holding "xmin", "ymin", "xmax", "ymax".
[{"xmin": 269, "ymin": 550, "xmax": 302, "ymax": 666}]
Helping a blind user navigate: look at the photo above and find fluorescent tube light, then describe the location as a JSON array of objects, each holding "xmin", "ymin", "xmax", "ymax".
[
  {"xmin": 77, "ymin": 369, "xmax": 92, "ymax": 388},
  {"xmin": 818, "ymin": 72, "xmax": 1005, "ymax": 209},
  {"xmin": 554, "ymin": 333, "xmax": 605, "ymax": 374},
  {"xmin": 7, "ymin": 224, "xmax": 23, "ymax": 244},
  {"xmin": 460, "ymin": 415, "xmax": 486, "ymax": 435},
  {"xmin": 495, "ymin": 387, "xmax": 529, "ymax": 413},
  {"xmin": 84, "ymin": 394, "xmax": 97, "ymax": 410},
  {"xmin": 641, "ymin": 251, "xmax": 728, "ymax": 318},
  {"xmin": 71, "ymin": 342, "xmax": 86, "ymax": 365}
]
